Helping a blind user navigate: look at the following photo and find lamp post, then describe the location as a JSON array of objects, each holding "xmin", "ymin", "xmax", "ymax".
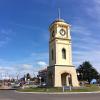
[
  {"xmin": 66, "ymin": 74, "xmax": 72, "ymax": 91},
  {"xmin": 99, "ymin": 74, "xmax": 100, "ymax": 87},
  {"xmin": 77, "ymin": 72, "xmax": 80, "ymax": 76},
  {"xmin": 80, "ymin": 72, "xmax": 84, "ymax": 86},
  {"xmin": 39, "ymin": 76, "xmax": 42, "ymax": 86},
  {"xmin": 77, "ymin": 72, "xmax": 80, "ymax": 80}
]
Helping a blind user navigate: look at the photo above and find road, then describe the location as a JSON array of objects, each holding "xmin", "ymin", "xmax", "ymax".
[{"xmin": 0, "ymin": 90, "xmax": 100, "ymax": 100}]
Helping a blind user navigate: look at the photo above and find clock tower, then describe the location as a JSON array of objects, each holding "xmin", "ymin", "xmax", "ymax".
[
  {"xmin": 49, "ymin": 19, "xmax": 72, "ymax": 66},
  {"xmin": 47, "ymin": 17, "xmax": 79, "ymax": 87}
]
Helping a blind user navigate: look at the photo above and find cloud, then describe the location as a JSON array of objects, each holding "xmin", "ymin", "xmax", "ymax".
[
  {"xmin": 11, "ymin": 23, "xmax": 40, "ymax": 30},
  {"xmin": 72, "ymin": 25, "xmax": 92, "ymax": 36},
  {"xmin": 0, "ymin": 29, "xmax": 13, "ymax": 47},
  {"xmin": 0, "ymin": 64, "xmax": 37, "ymax": 79},
  {"xmin": 73, "ymin": 50, "xmax": 100, "ymax": 72},
  {"xmin": 0, "ymin": 0, "xmax": 100, "ymax": 79},
  {"xmin": 0, "ymin": 66, "xmax": 17, "ymax": 79},
  {"xmin": 37, "ymin": 61, "xmax": 47, "ymax": 66},
  {"xmin": 31, "ymin": 52, "xmax": 48, "ymax": 60},
  {"xmin": 84, "ymin": 0, "xmax": 100, "ymax": 21},
  {"xmin": 0, "ymin": 51, "xmax": 49, "ymax": 79},
  {"xmin": 21, "ymin": 64, "xmax": 33, "ymax": 70},
  {"xmin": 0, "ymin": 58, "xmax": 48, "ymax": 79},
  {"xmin": 71, "ymin": 17, "xmax": 100, "ymax": 73},
  {"xmin": 0, "ymin": 66, "xmax": 15, "ymax": 73},
  {"xmin": 37, "ymin": 61, "xmax": 48, "ymax": 69},
  {"xmin": 72, "ymin": 24, "xmax": 100, "ymax": 72}
]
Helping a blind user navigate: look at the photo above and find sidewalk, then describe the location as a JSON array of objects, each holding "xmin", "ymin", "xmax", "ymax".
[
  {"xmin": 0, "ymin": 86, "xmax": 15, "ymax": 90},
  {"xmin": 15, "ymin": 91, "xmax": 100, "ymax": 94}
]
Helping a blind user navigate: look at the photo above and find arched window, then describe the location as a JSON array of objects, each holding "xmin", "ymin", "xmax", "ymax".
[
  {"xmin": 62, "ymin": 48, "xmax": 66, "ymax": 59},
  {"xmin": 51, "ymin": 49, "xmax": 54, "ymax": 60}
]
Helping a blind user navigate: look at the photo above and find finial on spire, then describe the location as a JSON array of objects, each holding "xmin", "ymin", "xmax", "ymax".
[{"xmin": 58, "ymin": 8, "xmax": 61, "ymax": 19}]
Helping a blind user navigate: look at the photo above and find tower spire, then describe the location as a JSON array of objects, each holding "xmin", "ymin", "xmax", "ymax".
[{"xmin": 58, "ymin": 8, "xmax": 61, "ymax": 19}]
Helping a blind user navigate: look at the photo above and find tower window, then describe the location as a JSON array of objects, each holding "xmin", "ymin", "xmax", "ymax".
[
  {"xmin": 51, "ymin": 49, "xmax": 54, "ymax": 60},
  {"xmin": 62, "ymin": 48, "xmax": 66, "ymax": 59}
]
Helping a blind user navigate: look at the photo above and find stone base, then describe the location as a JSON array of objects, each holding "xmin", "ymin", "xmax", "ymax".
[{"xmin": 47, "ymin": 65, "xmax": 79, "ymax": 87}]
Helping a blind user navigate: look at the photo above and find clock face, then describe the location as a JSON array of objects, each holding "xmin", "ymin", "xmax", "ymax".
[{"xmin": 60, "ymin": 29, "xmax": 66, "ymax": 36}]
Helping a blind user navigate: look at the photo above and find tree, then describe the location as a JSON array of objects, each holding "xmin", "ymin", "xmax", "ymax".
[
  {"xmin": 26, "ymin": 73, "xmax": 31, "ymax": 80},
  {"xmin": 77, "ymin": 61, "xmax": 99, "ymax": 84},
  {"xmin": 97, "ymin": 74, "xmax": 100, "ymax": 85}
]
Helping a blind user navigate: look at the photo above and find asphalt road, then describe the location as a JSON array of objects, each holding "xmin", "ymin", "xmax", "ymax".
[{"xmin": 0, "ymin": 90, "xmax": 100, "ymax": 100}]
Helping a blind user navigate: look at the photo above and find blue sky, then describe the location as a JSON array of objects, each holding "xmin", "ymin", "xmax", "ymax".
[{"xmin": 0, "ymin": 0, "xmax": 100, "ymax": 78}]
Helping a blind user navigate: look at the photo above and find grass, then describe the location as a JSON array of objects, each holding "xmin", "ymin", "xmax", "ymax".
[
  {"xmin": 17, "ymin": 84, "xmax": 100, "ymax": 93},
  {"xmin": 18, "ymin": 87, "xmax": 63, "ymax": 92}
]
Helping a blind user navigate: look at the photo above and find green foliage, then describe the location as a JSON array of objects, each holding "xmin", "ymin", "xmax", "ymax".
[
  {"xmin": 18, "ymin": 85, "xmax": 100, "ymax": 92},
  {"xmin": 97, "ymin": 74, "xmax": 100, "ymax": 84},
  {"xmin": 77, "ymin": 61, "xmax": 99, "ymax": 83},
  {"xmin": 24, "ymin": 73, "xmax": 31, "ymax": 81},
  {"xmin": 26, "ymin": 73, "xmax": 31, "ymax": 79}
]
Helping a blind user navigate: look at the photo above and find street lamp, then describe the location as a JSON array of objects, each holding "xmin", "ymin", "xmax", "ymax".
[
  {"xmin": 76, "ymin": 71, "xmax": 80, "ymax": 75},
  {"xmin": 39, "ymin": 76, "xmax": 42, "ymax": 86}
]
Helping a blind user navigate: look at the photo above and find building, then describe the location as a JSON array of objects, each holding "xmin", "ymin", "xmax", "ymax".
[
  {"xmin": 38, "ymin": 68, "xmax": 47, "ymax": 84},
  {"xmin": 47, "ymin": 16, "xmax": 79, "ymax": 87}
]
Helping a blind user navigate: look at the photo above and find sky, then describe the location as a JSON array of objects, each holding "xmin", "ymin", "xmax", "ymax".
[{"xmin": 0, "ymin": 0, "xmax": 100, "ymax": 79}]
